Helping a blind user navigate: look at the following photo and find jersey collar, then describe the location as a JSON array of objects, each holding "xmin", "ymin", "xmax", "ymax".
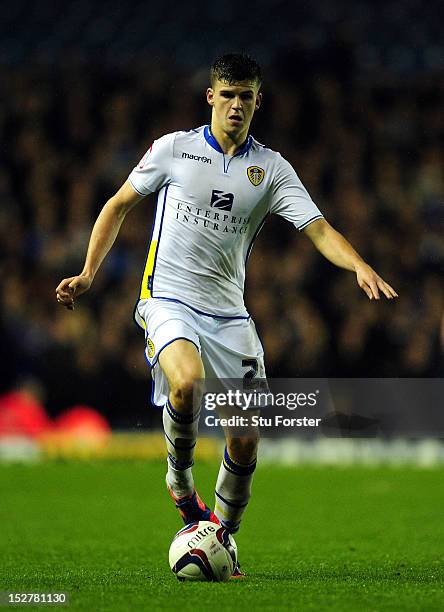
[{"xmin": 204, "ymin": 125, "xmax": 253, "ymax": 156}]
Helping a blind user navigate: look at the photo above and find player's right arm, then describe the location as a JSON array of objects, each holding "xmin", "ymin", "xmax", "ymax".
[{"xmin": 55, "ymin": 180, "xmax": 144, "ymax": 310}]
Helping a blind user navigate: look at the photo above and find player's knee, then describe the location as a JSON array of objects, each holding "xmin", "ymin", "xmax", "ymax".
[
  {"xmin": 170, "ymin": 373, "xmax": 203, "ymax": 412},
  {"xmin": 227, "ymin": 435, "xmax": 259, "ymax": 464}
]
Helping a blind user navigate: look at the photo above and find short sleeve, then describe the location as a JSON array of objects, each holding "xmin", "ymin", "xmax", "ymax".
[
  {"xmin": 270, "ymin": 154, "xmax": 323, "ymax": 231},
  {"xmin": 128, "ymin": 133, "xmax": 175, "ymax": 196}
]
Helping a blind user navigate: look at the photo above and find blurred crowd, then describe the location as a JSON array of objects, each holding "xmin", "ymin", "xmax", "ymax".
[{"xmin": 1, "ymin": 7, "xmax": 443, "ymax": 427}]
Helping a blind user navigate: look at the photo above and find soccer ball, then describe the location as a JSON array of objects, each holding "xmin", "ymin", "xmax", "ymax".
[{"xmin": 169, "ymin": 521, "xmax": 237, "ymax": 582}]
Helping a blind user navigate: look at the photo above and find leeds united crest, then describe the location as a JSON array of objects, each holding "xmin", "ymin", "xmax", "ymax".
[{"xmin": 247, "ymin": 166, "xmax": 265, "ymax": 186}]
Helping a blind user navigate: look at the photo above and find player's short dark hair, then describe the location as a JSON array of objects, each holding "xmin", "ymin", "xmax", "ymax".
[{"xmin": 210, "ymin": 53, "xmax": 262, "ymax": 87}]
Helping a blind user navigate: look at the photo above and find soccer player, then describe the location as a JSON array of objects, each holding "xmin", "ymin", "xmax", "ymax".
[{"xmin": 56, "ymin": 53, "xmax": 398, "ymax": 576}]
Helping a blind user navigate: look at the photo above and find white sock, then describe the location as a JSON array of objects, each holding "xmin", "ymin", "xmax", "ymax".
[
  {"xmin": 214, "ymin": 446, "xmax": 257, "ymax": 533},
  {"xmin": 163, "ymin": 399, "xmax": 199, "ymax": 498}
]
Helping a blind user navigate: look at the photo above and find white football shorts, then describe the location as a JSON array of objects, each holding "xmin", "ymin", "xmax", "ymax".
[{"xmin": 134, "ymin": 298, "xmax": 266, "ymax": 407}]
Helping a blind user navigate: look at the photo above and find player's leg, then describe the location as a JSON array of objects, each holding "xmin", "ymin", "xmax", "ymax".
[
  {"xmin": 159, "ymin": 339, "xmax": 218, "ymax": 524},
  {"xmin": 214, "ymin": 427, "xmax": 259, "ymax": 535},
  {"xmin": 199, "ymin": 317, "xmax": 265, "ymax": 535},
  {"xmin": 159, "ymin": 338, "xmax": 203, "ymax": 498},
  {"xmin": 198, "ymin": 316, "xmax": 265, "ymax": 577},
  {"xmin": 217, "ymin": 429, "xmax": 259, "ymax": 577}
]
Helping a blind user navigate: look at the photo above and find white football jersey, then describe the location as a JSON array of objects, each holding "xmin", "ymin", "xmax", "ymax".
[{"xmin": 128, "ymin": 125, "xmax": 323, "ymax": 318}]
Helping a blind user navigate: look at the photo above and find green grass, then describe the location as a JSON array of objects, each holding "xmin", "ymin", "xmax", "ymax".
[{"xmin": 1, "ymin": 461, "xmax": 443, "ymax": 611}]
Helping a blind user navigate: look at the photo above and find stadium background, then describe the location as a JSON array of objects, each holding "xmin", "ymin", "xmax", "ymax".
[{"xmin": 0, "ymin": 0, "xmax": 443, "ymax": 429}]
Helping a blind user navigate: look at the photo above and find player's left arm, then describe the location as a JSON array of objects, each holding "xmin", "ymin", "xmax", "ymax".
[{"xmin": 303, "ymin": 218, "xmax": 398, "ymax": 300}]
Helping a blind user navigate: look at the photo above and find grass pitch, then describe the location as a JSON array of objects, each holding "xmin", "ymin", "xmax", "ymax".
[{"xmin": 1, "ymin": 461, "xmax": 443, "ymax": 611}]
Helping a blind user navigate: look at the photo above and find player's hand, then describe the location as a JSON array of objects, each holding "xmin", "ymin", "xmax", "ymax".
[
  {"xmin": 55, "ymin": 275, "xmax": 92, "ymax": 310},
  {"xmin": 355, "ymin": 263, "xmax": 398, "ymax": 300}
]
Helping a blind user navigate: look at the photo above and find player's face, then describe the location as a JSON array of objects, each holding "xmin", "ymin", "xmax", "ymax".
[{"xmin": 206, "ymin": 79, "xmax": 262, "ymax": 139}]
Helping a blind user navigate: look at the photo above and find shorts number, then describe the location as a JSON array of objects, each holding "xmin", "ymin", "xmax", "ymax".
[{"xmin": 242, "ymin": 358, "xmax": 258, "ymax": 379}]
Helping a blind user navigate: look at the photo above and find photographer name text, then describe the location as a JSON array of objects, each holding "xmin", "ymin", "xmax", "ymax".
[{"xmin": 205, "ymin": 415, "xmax": 321, "ymax": 427}]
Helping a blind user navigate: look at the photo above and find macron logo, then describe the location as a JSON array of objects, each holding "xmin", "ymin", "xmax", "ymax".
[{"xmin": 182, "ymin": 151, "xmax": 212, "ymax": 164}]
